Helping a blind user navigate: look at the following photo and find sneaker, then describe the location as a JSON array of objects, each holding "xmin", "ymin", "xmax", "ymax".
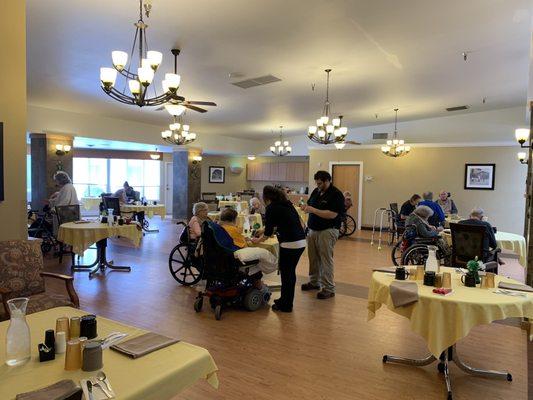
[
  {"xmin": 272, "ymin": 303, "xmax": 293, "ymax": 313},
  {"xmin": 317, "ymin": 290, "xmax": 335, "ymax": 300},
  {"xmin": 301, "ymin": 282, "xmax": 321, "ymax": 291}
]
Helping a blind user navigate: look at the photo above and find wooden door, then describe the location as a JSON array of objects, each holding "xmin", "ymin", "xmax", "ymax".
[{"xmin": 331, "ymin": 164, "xmax": 360, "ymax": 225}]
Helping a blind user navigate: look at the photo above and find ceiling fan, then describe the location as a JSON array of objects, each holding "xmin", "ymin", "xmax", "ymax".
[{"xmin": 155, "ymin": 99, "xmax": 217, "ymax": 113}]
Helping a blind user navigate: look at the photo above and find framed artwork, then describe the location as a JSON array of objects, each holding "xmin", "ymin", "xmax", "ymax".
[
  {"xmin": 464, "ymin": 163, "xmax": 495, "ymax": 190},
  {"xmin": 0, "ymin": 123, "xmax": 3, "ymax": 201},
  {"xmin": 209, "ymin": 166, "xmax": 225, "ymax": 183}
]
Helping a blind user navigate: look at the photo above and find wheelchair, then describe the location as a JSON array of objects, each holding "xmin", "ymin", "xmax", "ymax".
[
  {"xmin": 168, "ymin": 221, "xmax": 204, "ymax": 286},
  {"xmin": 193, "ymin": 221, "xmax": 271, "ymax": 320},
  {"xmin": 391, "ymin": 225, "xmax": 450, "ymax": 267},
  {"xmin": 28, "ymin": 205, "xmax": 58, "ymax": 254},
  {"xmin": 339, "ymin": 213, "xmax": 356, "ymax": 237}
]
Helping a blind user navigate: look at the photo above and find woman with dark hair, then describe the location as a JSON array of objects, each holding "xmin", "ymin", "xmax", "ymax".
[{"xmin": 251, "ymin": 185, "xmax": 306, "ymax": 312}]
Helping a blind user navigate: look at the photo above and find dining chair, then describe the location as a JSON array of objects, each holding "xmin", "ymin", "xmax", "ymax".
[
  {"xmin": 0, "ymin": 239, "xmax": 80, "ymax": 321},
  {"xmin": 449, "ymin": 223, "xmax": 498, "ymax": 272},
  {"xmin": 55, "ymin": 204, "xmax": 81, "ymax": 265}
]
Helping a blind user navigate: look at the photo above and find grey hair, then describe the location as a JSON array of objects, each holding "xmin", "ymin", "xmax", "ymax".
[
  {"xmin": 250, "ymin": 197, "xmax": 260, "ymax": 206},
  {"xmin": 193, "ymin": 202, "xmax": 208, "ymax": 215},
  {"xmin": 414, "ymin": 205, "xmax": 434, "ymax": 219},
  {"xmin": 470, "ymin": 207, "xmax": 484, "ymax": 219},
  {"xmin": 53, "ymin": 171, "xmax": 71, "ymax": 185},
  {"xmin": 422, "ymin": 191, "xmax": 433, "ymax": 201}
]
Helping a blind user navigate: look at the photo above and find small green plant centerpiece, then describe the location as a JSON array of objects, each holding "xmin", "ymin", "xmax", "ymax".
[{"xmin": 466, "ymin": 257, "xmax": 482, "ymax": 284}]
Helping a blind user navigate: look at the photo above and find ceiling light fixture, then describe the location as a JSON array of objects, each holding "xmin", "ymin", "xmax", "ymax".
[
  {"xmin": 150, "ymin": 148, "xmax": 161, "ymax": 160},
  {"xmin": 270, "ymin": 126, "xmax": 291, "ymax": 156},
  {"xmin": 161, "ymin": 116, "xmax": 197, "ymax": 146},
  {"xmin": 381, "ymin": 108, "xmax": 411, "ymax": 158},
  {"xmin": 247, "ymin": 155, "xmax": 256, "ymax": 161},
  {"xmin": 307, "ymin": 69, "xmax": 348, "ymax": 145},
  {"xmin": 99, "ymin": 0, "xmax": 185, "ymax": 111}
]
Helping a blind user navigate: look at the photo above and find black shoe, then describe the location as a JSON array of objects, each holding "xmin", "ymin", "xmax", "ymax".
[
  {"xmin": 272, "ymin": 303, "xmax": 293, "ymax": 313},
  {"xmin": 301, "ymin": 282, "xmax": 321, "ymax": 291},
  {"xmin": 317, "ymin": 290, "xmax": 335, "ymax": 300}
]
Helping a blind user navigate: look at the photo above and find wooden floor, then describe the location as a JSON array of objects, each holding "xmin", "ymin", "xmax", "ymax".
[{"xmin": 44, "ymin": 219, "xmax": 530, "ymax": 400}]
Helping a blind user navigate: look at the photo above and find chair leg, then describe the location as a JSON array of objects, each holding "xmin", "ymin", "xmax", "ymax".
[{"xmin": 59, "ymin": 243, "xmax": 63, "ymax": 264}]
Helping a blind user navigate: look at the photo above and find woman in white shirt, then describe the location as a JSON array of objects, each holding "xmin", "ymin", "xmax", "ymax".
[{"xmin": 49, "ymin": 171, "xmax": 79, "ymax": 233}]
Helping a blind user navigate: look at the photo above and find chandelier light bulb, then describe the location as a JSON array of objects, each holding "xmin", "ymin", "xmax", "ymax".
[
  {"xmin": 182, "ymin": 124, "xmax": 190, "ymax": 131},
  {"xmin": 316, "ymin": 118, "xmax": 323, "ymax": 127},
  {"xmin": 333, "ymin": 129, "xmax": 341, "ymax": 137},
  {"xmin": 326, "ymin": 125, "xmax": 334, "ymax": 134},
  {"xmin": 335, "ymin": 142, "xmax": 345, "ymax": 150},
  {"xmin": 392, "ymin": 139, "xmax": 399, "ymax": 145},
  {"xmin": 515, "ymin": 128, "xmax": 530, "ymax": 144},
  {"xmin": 147, "ymin": 51, "xmax": 163, "ymax": 70},
  {"xmin": 174, "ymin": 133, "xmax": 180, "ymax": 140},
  {"xmin": 381, "ymin": 145, "xmax": 391, "ymax": 153},
  {"xmin": 286, "ymin": 146, "xmax": 292, "ymax": 152},
  {"xmin": 138, "ymin": 67, "xmax": 154, "ymax": 86},
  {"xmin": 399, "ymin": 139, "xmax": 405, "ymax": 145},
  {"xmin": 111, "ymin": 51, "xmax": 128, "ymax": 71},
  {"xmin": 169, "ymin": 122, "xmax": 180, "ymax": 130},
  {"xmin": 386, "ymin": 140, "xmax": 392, "ymax": 146},
  {"xmin": 283, "ymin": 141, "xmax": 289, "ymax": 146},
  {"xmin": 128, "ymin": 80, "xmax": 141, "ymax": 95},
  {"xmin": 165, "ymin": 73, "xmax": 181, "ymax": 91},
  {"xmin": 100, "ymin": 67, "xmax": 117, "ymax": 89},
  {"xmin": 270, "ymin": 146, "xmax": 276, "ymax": 152},
  {"xmin": 189, "ymin": 132, "xmax": 197, "ymax": 140},
  {"xmin": 275, "ymin": 140, "xmax": 281, "ymax": 147},
  {"xmin": 318, "ymin": 129, "xmax": 326, "ymax": 138},
  {"xmin": 332, "ymin": 118, "xmax": 341, "ymax": 127},
  {"xmin": 164, "ymin": 104, "xmax": 186, "ymax": 116},
  {"xmin": 405, "ymin": 145, "xmax": 411, "ymax": 152},
  {"xmin": 321, "ymin": 116, "xmax": 329, "ymax": 125},
  {"xmin": 308, "ymin": 126, "xmax": 317, "ymax": 134},
  {"xmin": 339, "ymin": 127, "xmax": 347, "ymax": 136}
]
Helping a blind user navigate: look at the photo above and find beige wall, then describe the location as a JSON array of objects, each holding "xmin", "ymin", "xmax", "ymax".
[
  {"xmin": 0, "ymin": 1, "xmax": 27, "ymax": 240},
  {"xmin": 201, "ymin": 155, "xmax": 249, "ymax": 194},
  {"xmin": 309, "ymin": 146, "xmax": 526, "ymax": 234}
]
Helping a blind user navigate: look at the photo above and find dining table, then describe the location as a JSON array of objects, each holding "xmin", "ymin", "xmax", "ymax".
[
  {"xmin": 368, "ymin": 266, "xmax": 533, "ymax": 399},
  {"xmin": 0, "ymin": 307, "xmax": 218, "ymax": 400},
  {"xmin": 58, "ymin": 221, "xmax": 142, "ymax": 277},
  {"xmin": 208, "ymin": 211, "xmax": 263, "ymax": 229},
  {"xmin": 218, "ymin": 200, "xmax": 249, "ymax": 212},
  {"xmin": 80, "ymin": 197, "xmax": 102, "ymax": 211},
  {"xmin": 121, "ymin": 203, "xmax": 167, "ymax": 233}
]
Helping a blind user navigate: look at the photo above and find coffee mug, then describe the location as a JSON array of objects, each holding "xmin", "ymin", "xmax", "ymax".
[
  {"xmin": 461, "ymin": 273, "xmax": 476, "ymax": 287},
  {"xmin": 118, "ymin": 218, "xmax": 124, "ymax": 226},
  {"xmin": 82, "ymin": 341, "xmax": 103, "ymax": 372},
  {"xmin": 395, "ymin": 267, "xmax": 408, "ymax": 280},
  {"xmin": 423, "ymin": 271, "xmax": 436, "ymax": 286}
]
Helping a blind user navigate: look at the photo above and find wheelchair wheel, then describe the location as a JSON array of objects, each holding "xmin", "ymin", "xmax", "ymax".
[
  {"xmin": 168, "ymin": 243, "xmax": 202, "ymax": 286},
  {"xmin": 214, "ymin": 305, "xmax": 222, "ymax": 320},
  {"xmin": 194, "ymin": 296, "xmax": 203, "ymax": 313},
  {"xmin": 339, "ymin": 215, "xmax": 356, "ymax": 237},
  {"xmin": 391, "ymin": 240, "xmax": 403, "ymax": 266},
  {"xmin": 243, "ymin": 288, "xmax": 263, "ymax": 311},
  {"xmin": 401, "ymin": 244, "xmax": 429, "ymax": 265}
]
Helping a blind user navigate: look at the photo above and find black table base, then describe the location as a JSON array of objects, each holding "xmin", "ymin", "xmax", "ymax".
[
  {"xmin": 134, "ymin": 211, "xmax": 159, "ymax": 234},
  {"xmin": 382, "ymin": 345, "xmax": 512, "ymax": 400},
  {"xmin": 72, "ymin": 238, "xmax": 131, "ymax": 278}
]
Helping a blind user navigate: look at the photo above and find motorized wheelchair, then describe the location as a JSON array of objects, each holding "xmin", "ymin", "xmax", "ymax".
[
  {"xmin": 391, "ymin": 225, "xmax": 450, "ymax": 266},
  {"xmin": 193, "ymin": 221, "xmax": 271, "ymax": 320}
]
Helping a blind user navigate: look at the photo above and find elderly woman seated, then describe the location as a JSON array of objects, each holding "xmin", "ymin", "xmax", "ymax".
[
  {"xmin": 188, "ymin": 202, "xmax": 210, "ymax": 240},
  {"xmin": 249, "ymin": 197, "xmax": 265, "ymax": 215},
  {"xmin": 406, "ymin": 205, "xmax": 451, "ymax": 261},
  {"xmin": 218, "ymin": 208, "xmax": 277, "ymax": 277}
]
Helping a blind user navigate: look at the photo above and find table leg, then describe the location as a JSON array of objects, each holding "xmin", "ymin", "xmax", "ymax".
[
  {"xmin": 70, "ymin": 239, "xmax": 131, "ymax": 278},
  {"xmin": 382, "ymin": 353, "xmax": 436, "ymax": 366},
  {"xmin": 137, "ymin": 212, "xmax": 159, "ymax": 233},
  {"xmin": 72, "ymin": 250, "xmax": 99, "ymax": 274},
  {"xmin": 451, "ymin": 345, "xmax": 512, "ymax": 381}
]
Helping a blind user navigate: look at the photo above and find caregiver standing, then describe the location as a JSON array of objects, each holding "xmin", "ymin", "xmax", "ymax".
[{"xmin": 252, "ymin": 186, "xmax": 306, "ymax": 313}]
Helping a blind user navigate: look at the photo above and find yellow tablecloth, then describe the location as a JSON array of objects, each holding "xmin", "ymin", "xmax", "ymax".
[
  {"xmin": 495, "ymin": 231, "xmax": 527, "ymax": 267},
  {"xmin": 58, "ymin": 222, "xmax": 142, "ymax": 255},
  {"xmin": 0, "ymin": 307, "xmax": 218, "ymax": 400},
  {"xmin": 295, "ymin": 206, "xmax": 308, "ymax": 225},
  {"xmin": 443, "ymin": 215, "xmax": 464, "ymax": 228},
  {"xmin": 80, "ymin": 197, "xmax": 102, "ymax": 211},
  {"xmin": 218, "ymin": 200, "xmax": 248, "ymax": 212},
  {"xmin": 208, "ymin": 212, "xmax": 262, "ymax": 229},
  {"xmin": 368, "ymin": 267, "xmax": 533, "ymax": 357},
  {"xmin": 251, "ymin": 237, "xmax": 280, "ymax": 259},
  {"xmin": 121, "ymin": 204, "xmax": 166, "ymax": 219}
]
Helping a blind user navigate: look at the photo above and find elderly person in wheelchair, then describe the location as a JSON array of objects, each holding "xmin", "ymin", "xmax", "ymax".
[{"xmin": 391, "ymin": 205, "xmax": 451, "ymax": 266}]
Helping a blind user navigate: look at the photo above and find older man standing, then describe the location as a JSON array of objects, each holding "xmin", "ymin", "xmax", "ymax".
[{"xmin": 300, "ymin": 170, "xmax": 345, "ymax": 299}]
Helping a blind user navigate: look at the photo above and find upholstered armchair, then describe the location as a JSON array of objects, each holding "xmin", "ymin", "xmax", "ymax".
[{"xmin": 0, "ymin": 239, "xmax": 79, "ymax": 321}]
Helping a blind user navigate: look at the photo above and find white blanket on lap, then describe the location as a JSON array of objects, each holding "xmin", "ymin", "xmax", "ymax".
[{"xmin": 234, "ymin": 247, "xmax": 278, "ymax": 274}]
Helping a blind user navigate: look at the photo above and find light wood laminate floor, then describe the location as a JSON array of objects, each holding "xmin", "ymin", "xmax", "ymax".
[{"xmin": 44, "ymin": 220, "xmax": 530, "ymax": 400}]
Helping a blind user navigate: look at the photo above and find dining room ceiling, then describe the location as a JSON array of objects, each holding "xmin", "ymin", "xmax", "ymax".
[{"xmin": 27, "ymin": 0, "xmax": 532, "ymax": 141}]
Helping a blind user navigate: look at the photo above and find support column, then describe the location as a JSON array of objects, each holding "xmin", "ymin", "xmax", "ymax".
[
  {"xmin": 172, "ymin": 150, "xmax": 202, "ymax": 220},
  {"xmin": 30, "ymin": 133, "xmax": 74, "ymax": 210}
]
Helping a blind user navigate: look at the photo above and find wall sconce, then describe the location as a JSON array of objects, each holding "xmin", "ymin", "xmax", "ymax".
[
  {"xmin": 55, "ymin": 144, "xmax": 71, "ymax": 156},
  {"xmin": 193, "ymin": 155, "xmax": 202, "ymax": 162},
  {"xmin": 515, "ymin": 128, "xmax": 530, "ymax": 148},
  {"xmin": 247, "ymin": 155, "xmax": 256, "ymax": 161},
  {"xmin": 517, "ymin": 152, "xmax": 528, "ymax": 164},
  {"xmin": 150, "ymin": 148, "xmax": 161, "ymax": 160}
]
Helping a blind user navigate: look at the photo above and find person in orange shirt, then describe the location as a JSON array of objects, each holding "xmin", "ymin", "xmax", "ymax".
[{"xmin": 219, "ymin": 208, "xmax": 247, "ymax": 248}]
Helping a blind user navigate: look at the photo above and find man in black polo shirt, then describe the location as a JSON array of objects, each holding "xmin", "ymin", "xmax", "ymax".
[{"xmin": 300, "ymin": 170, "xmax": 345, "ymax": 299}]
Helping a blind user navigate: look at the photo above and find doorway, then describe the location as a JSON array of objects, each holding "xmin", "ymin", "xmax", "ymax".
[
  {"xmin": 330, "ymin": 162, "xmax": 363, "ymax": 230},
  {"xmin": 165, "ymin": 162, "xmax": 173, "ymax": 215}
]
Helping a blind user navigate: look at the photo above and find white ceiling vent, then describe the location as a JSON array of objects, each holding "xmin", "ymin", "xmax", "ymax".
[
  {"xmin": 231, "ymin": 74, "xmax": 281, "ymax": 89},
  {"xmin": 373, "ymin": 133, "xmax": 388, "ymax": 140}
]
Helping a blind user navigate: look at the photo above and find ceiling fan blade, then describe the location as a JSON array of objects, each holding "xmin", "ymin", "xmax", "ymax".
[
  {"xmin": 345, "ymin": 140, "xmax": 361, "ymax": 145},
  {"xmin": 185, "ymin": 101, "xmax": 217, "ymax": 106},
  {"xmin": 155, "ymin": 106, "xmax": 165, "ymax": 111},
  {"xmin": 184, "ymin": 104, "xmax": 208, "ymax": 113}
]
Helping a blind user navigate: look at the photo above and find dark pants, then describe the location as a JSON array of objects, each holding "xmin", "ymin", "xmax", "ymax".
[{"xmin": 279, "ymin": 247, "xmax": 305, "ymax": 309}]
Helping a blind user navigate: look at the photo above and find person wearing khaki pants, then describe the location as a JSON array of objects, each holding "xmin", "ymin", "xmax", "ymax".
[{"xmin": 300, "ymin": 171, "xmax": 345, "ymax": 299}]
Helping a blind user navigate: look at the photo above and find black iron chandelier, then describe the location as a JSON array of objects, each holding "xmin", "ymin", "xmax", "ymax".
[
  {"xmin": 270, "ymin": 126, "xmax": 291, "ymax": 156},
  {"xmin": 307, "ymin": 69, "xmax": 348, "ymax": 145},
  {"xmin": 161, "ymin": 116, "xmax": 197, "ymax": 146},
  {"xmin": 99, "ymin": 0, "xmax": 186, "ymax": 110}
]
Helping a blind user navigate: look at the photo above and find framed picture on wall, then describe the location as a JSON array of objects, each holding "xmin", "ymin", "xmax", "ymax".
[
  {"xmin": 464, "ymin": 163, "xmax": 495, "ymax": 190},
  {"xmin": 209, "ymin": 166, "xmax": 225, "ymax": 183}
]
